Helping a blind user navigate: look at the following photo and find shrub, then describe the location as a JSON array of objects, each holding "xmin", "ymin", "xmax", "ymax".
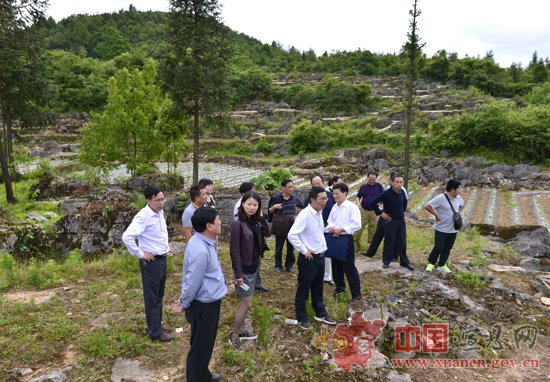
[{"xmin": 288, "ymin": 120, "xmax": 323, "ymax": 154}]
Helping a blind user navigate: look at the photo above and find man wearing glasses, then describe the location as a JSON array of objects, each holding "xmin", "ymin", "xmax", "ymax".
[{"xmin": 122, "ymin": 186, "xmax": 174, "ymax": 342}]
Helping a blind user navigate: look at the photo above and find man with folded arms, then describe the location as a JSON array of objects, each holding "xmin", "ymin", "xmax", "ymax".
[
  {"xmin": 326, "ymin": 183, "xmax": 362, "ymax": 300},
  {"xmin": 122, "ymin": 186, "xmax": 173, "ymax": 342},
  {"xmin": 288, "ymin": 186, "xmax": 336, "ymax": 330}
]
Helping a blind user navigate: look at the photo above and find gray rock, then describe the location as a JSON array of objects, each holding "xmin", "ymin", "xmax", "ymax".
[
  {"xmin": 388, "ymin": 370, "xmax": 413, "ymax": 382},
  {"xmin": 43, "ymin": 141, "xmax": 61, "ymax": 154},
  {"xmin": 13, "ymin": 368, "xmax": 33, "ymax": 377},
  {"xmin": 29, "ymin": 367, "xmax": 72, "ymax": 382},
  {"xmin": 514, "ymin": 164, "xmax": 540, "ymax": 177},
  {"xmin": 427, "ymin": 165, "xmax": 448, "ymax": 182},
  {"xmin": 519, "ymin": 258, "xmax": 550, "ymax": 272},
  {"xmin": 487, "ymin": 264, "xmax": 526, "ymax": 273},
  {"xmin": 373, "ymin": 158, "xmax": 389, "ymax": 172},
  {"xmin": 26, "ymin": 212, "xmax": 48, "ymax": 223},
  {"xmin": 486, "ymin": 164, "xmax": 513, "ymax": 175},
  {"xmin": 510, "ymin": 227, "xmax": 550, "ymax": 258},
  {"xmin": 168, "ymin": 241, "xmax": 186, "ymax": 257},
  {"xmin": 111, "ymin": 358, "xmax": 153, "ymax": 382},
  {"xmin": 43, "ymin": 211, "xmax": 59, "ymax": 219}
]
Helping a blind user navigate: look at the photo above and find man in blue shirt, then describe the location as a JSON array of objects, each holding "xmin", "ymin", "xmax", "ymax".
[
  {"xmin": 369, "ymin": 175, "xmax": 415, "ymax": 271},
  {"xmin": 174, "ymin": 207, "xmax": 227, "ymax": 382}
]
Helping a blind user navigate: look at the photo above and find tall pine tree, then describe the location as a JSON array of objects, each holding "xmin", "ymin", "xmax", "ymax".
[{"xmin": 160, "ymin": 0, "xmax": 231, "ymax": 184}]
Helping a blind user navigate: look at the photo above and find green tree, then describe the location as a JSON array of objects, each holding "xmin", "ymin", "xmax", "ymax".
[
  {"xmin": 0, "ymin": 0, "xmax": 49, "ymax": 203},
  {"xmin": 160, "ymin": 0, "xmax": 231, "ymax": 184},
  {"xmin": 402, "ymin": 0, "xmax": 425, "ymax": 189},
  {"xmin": 94, "ymin": 25, "xmax": 130, "ymax": 60},
  {"xmin": 156, "ymin": 98, "xmax": 189, "ymax": 174},
  {"xmin": 80, "ymin": 60, "xmax": 163, "ymax": 176}
]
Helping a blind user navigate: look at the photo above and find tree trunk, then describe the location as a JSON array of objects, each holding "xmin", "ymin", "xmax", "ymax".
[
  {"xmin": 0, "ymin": 133, "xmax": 16, "ymax": 204},
  {"xmin": 192, "ymin": 99, "xmax": 200, "ymax": 185},
  {"xmin": 6, "ymin": 108, "xmax": 13, "ymax": 162}
]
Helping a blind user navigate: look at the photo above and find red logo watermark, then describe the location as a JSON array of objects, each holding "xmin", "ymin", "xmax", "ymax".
[{"xmin": 395, "ymin": 323, "xmax": 449, "ymax": 353}]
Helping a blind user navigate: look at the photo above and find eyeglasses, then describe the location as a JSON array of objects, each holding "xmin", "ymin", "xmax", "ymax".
[{"xmin": 152, "ymin": 198, "xmax": 165, "ymax": 203}]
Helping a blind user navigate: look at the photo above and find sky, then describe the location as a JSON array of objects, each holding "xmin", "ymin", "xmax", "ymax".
[{"xmin": 46, "ymin": 0, "xmax": 550, "ymax": 68}]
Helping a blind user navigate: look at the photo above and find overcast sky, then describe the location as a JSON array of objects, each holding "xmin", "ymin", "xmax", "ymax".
[{"xmin": 46, "ymin": 0, "xmax": 550, "ymax": 68}]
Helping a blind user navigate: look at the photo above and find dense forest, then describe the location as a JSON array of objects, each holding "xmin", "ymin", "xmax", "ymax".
[{"xmin": 39, "ymin": 8, "xmax": 549, "ymax": 112}]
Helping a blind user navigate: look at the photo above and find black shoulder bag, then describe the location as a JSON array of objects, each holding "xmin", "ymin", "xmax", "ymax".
[{"xmin": 444, "ymin": 193, "xmax": 463, "ymax": 230}]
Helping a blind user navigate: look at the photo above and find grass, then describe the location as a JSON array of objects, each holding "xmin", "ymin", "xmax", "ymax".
[
  {"xmin": 0, "ymin": 223, "xmax": 543, "ymax": 381},
  {"xmin": 453, "ymin": 270, "xmax": 486, "ymax": 293}
]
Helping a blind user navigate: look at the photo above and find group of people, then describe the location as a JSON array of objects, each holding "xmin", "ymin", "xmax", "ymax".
[{"xmin": 122, "ymin": 173, "xmax": 464, "ymax": 382}]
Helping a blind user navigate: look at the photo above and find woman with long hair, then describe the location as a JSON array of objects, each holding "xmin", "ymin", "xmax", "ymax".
[{"xmin": 229, "ymin": 191, "xmax": 270, "ymax": 348}]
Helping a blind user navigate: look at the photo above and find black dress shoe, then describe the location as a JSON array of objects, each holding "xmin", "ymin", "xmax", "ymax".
[
  {"xmin": 362, "ymin": 252, "xmax": 375, "ymax": 258},
  {"xmin": 256, "ymin": 285, "xmax": 270, "ymax": 293},
  {"xmin": 324, "ymin": 280, "xmax": 335, "ymax": 285},
  {"xmin": 154, "ymin": 333, "xmax": 175, "ymax": 342},
  {"xmin": 401, "ymin": 264, "xmax": 415, "ymax": 271},
  {"xmin": 382, "ymin": 264, "xmax": 390, "ymax": 269},
  {"xmin": 211, "ymin": 371, "xmax": 223, "ymax": 381}
]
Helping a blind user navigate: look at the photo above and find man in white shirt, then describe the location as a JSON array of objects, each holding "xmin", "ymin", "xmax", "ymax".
[
  {"xmin": 423, "ymin": 179, "xmax": 464, "ymax": 273},
  {"xmin": 122, "ymin": 186, "xmax": 173, "ymax": 342},
  {"xmin": 288, "ymin": 186, "xmax": 336, "ymax": 329},
  {"xmin": 326, "ymin": 183, "xmax": 362, "ymax": 301}
]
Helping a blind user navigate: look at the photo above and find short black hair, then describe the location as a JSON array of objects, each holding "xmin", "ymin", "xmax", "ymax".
[
  {"xmin": 309, "ymin": 186, "xmax": 327, "ymax": 203},
  {"xmin": 199, "ymin": 178, "xmax": 213, "ymax": 187},
  {"xmin": 367, "ymin": 171, "xmax": 378, "ymax": 177},
  {"xmin": 328, "ymin": 176, "xmax": 341, "ymax": 187},
  {"xmin": 446, "ymin": 179, "xmax": 461, "ymax": 192},
  {"xmin": 281, "ymin": 179, "xmax": 293, "ymax": 187},
  {"xmin": 389, "ymin": 172, "xmax": 396, "ymax": 180},
  {"xmin": 332, "ymin": 183, "xmax": 349, "ymax": 194},
  {"xmin": 189, "ymin": 184, "xmax": 203, "ymax": 202},
  {"xmin": 239, "ymin": 182, "xmax": 255, "ymax": 194},
  {"xmin": 191, "ymin": 206, "xmax": 218, "ymax": 233},
  {"xmin": 310, "ymin": 174, "xmax": 324, "ymax": 183},
  {"xmin": 144, "ymin": 186, "xmax": 162, "ymax": 200}
]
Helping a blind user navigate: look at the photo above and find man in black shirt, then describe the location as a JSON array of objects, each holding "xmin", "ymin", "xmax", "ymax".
[
  {"xmin": 268, "ymin": 179, "xmax": 304, "ymax": 272},
  {"xmin": 369, "ymin": 175, "xmax": 414, "ymax": 271}
]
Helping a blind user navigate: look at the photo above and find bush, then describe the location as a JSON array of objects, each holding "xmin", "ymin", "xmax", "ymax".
[
  {"xmin": 422, "ymin": 101, "xmax": 550, "ymax": 162},
  {"xmin": 255, "ymin": 138, "xmax": 274, "ymax": 154},
  {"xmin": 288, "ymin": 120, "xmax": 323, "ymax": 154}
]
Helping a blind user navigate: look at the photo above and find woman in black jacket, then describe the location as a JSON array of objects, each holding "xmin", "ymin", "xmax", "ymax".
[{"xmin": 229, "ymin": 191, "xmax": 270, "ymax": 348}]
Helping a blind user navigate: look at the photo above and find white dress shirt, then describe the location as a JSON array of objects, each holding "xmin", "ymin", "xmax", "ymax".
[
  {"xmin": 233, "ymin": 197, "xmax": 242, "ymax": 220},
  {"xmin": 122, "ymin": 205, "xmax": 169, "ymax": 259},
  {"xmin": 287, "ymin": 204, "xmax": 327, "ymax": 255},
  {"xmin": 326, "ymin": 199, "xmax": 362, "ymax": 235}
]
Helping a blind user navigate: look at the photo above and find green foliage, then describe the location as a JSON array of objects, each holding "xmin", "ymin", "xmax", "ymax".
[
  {"xmin": 288, "ymin": 120, "xmax": 323, "ymax": 154},
  {"xmin": 423, "ymin": 101, "xmax": 550, "ymax": 162},
  {"xmin": 251, "ymin": 304, "xmax": 274, "ymax": 348},
  {"xmin": 230, "ymin": 67, "xmax": 273, "ymax": 106},
  {"xmin": 527, "ymin": 82, "xmax": 550, "ymax": 105},
  {"xmin": 453, "ymin": 271, "xmax": 486, "ymax": 293},
  {"xmin": 255, "ymin": 138, "xmax": 274, "ymax": 154},
  {"xmin": 275, "ymin": 76, "xmax": 374, "ymax": 115},
  {"xmin": 129, "ymin": 192, "xmax": 147, "ymax": 209},
  {"xmin": 289, "ymin": 118, "xmax": 377, "ymax": 154},
  {"xmin": 80, "ymin": 60, "xmax": 163, "ymax": 176},
  {"xmin": 251, "ymin": 167, "xmax": 293, "ymax": 191},
  {"xmin": 81, "ymin": 329, "xmax": 148, "ymax": 359},
  {"xmin": 156, "ymin": 98, "xmax": 189, "ymax": 174}
]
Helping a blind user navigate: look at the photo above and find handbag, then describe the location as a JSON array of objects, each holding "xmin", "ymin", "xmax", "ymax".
[
  {"xmin": 270, "ymin": 210, "xmax": 294, "ymax": 237},
  {"xmin": 444, "ymin": 193, "xmax": 463, "ymax": 230},
  {"xmin": 324, "ymin": 233, "xmax": 349, "ymax": 261}
]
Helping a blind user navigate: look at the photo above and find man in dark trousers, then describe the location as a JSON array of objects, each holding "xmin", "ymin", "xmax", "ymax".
[
  {"xmin": 122, "ymin": 186, "xmax": 174, "ymax": 342},
  {"xmin": 268, "ymin": 179, "xmax": 304, "ymax": 273},
  {"xmin": 369, "ymin": 175, "xmax": 415, "ymax": 271},
  {"xmin": 423, "ymin": 179, "xmax": 464, "ymax": 273},
  {"xmin": 174, "ymin": 207, "xmax": 227, "ymax": 382},
  {"xmin": 288, "ymin": 186, "xmax": 336, "ymax": 329}
]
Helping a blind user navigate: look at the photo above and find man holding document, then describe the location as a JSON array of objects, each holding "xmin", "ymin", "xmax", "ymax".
[{"xmin": 325, "ymin": 183, "xmax": 362, "ymax": 301}]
